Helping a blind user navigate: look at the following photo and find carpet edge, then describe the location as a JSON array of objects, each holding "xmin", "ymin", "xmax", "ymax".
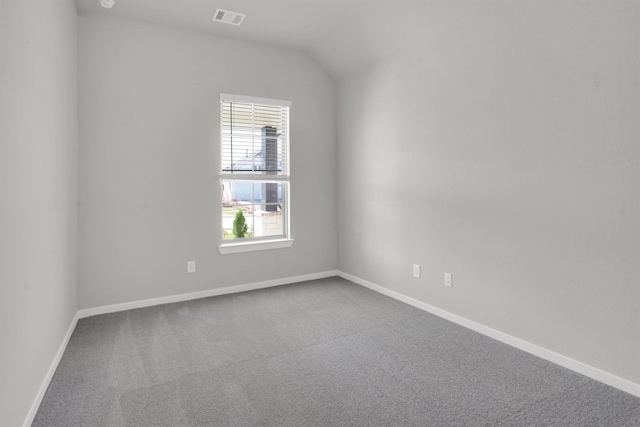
[
  {"xmin": 23, "ymin": 311, "xmax": 80, "ymax": 427},
  {"xmin": 337, "ymin": 270, "xmax": 640, "ymax": 399}
]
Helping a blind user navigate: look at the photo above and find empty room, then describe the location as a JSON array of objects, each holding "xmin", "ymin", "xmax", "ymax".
[{"xmin": 1, "ymin": 0, "xmax": 639, "ymax": 425}]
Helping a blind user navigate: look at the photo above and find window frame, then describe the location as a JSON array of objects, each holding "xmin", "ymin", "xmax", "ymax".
[{"xmin": 218, "ymin": 93, "xmax": 293, "ymax": 254}]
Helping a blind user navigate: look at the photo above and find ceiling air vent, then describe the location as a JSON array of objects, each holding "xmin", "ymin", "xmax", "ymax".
[{"xmin": 212, "ymin": 8, "xmax": 246, "ymax": 26}]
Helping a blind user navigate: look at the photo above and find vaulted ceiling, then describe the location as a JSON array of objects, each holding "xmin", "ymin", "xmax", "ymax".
[{"xmin": 74, "ymin": 0, "xmax": 495, "ymax": 78}]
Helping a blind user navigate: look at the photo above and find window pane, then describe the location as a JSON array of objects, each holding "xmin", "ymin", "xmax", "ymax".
[
  {"xmin": 222, "ymin": 202, "xmax": 254, "ymax": 240},
  {"xmin": 221, "ymin": 100, "xmax": 288, "ymax": 176},
  {"xmin": 222, "ymin": 180, "xmax": 285, "ymax": 239},
  {"xmin": 252, "ymin": 182, "xmax": 283, "ymax": 204},
  {"xmin": 257, "ymin": 209, "xmax": 283, "ymax": 238}
]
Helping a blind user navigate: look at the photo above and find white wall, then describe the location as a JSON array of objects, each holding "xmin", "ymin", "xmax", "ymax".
[
  {"xmin": 77, "ymin": 14, "xmax": 337, "ymax": 309},
  {"xmin": 337, "ymin": 0, "xmax": 639, "ymax": 384},
  {"xmin": 0, "ymin": 0, "xmax": 79, "ymax": 425}
]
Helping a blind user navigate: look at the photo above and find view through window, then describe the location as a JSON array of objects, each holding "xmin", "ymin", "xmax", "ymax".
[{"xmin": 220, "ymin": 94, "xmax": 291, "ymax": 243}]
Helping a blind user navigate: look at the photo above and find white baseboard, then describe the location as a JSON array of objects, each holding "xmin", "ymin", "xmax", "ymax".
[
  {"xmin": 23, "ymin": 311, "xmax": 81, "ymax": 427},
  {"xmin": 337, "ymin": 271, "xmax": 640, "ymax": 399},
  {"xmin": 77, "ymin": 270, "xmax": 340, "ymax": 319}
]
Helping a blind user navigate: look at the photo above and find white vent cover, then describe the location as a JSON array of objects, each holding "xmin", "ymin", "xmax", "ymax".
[{"xmin": 212, "ymin": 8, "xmax": 246, "ymax": 26}]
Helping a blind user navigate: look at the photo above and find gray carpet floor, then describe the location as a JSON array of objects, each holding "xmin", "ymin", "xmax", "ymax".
[{"xmin": 34, "ymin": 277, "xmax": 640, "ymax": 426}]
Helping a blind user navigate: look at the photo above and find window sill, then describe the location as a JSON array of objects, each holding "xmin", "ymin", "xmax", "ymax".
[{"xmin": 218, "ymin": 238, "xmax": 294, "ymax": 255}]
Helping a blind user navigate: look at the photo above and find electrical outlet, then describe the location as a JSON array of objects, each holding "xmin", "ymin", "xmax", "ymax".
[
  {"xmin": 187, "ymin": 260, "xmax": 196, "ymax": 273},
  {"xmin": 444, "ymin": 272, "xmax": 452, "ymax": 288},
  {"xmin": 413, "ymin": 264, "xmax": 421, "ymax": 278}
]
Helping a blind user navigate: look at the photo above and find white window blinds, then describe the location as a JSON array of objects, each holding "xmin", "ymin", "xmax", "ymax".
[{"xmin": 220, "ymin": 94, "xmax": 290, "ymax": 177}]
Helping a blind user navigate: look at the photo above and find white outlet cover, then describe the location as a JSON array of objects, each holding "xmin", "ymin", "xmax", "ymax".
[
  {"xmin": 413, "ymin": 264, "xmax": 420, "ymax": 278},
  {"xmin": 444, "ymin": 272, "xmax": 452, "ymax": 287},
  {"xmin": 187, "ymin": 261, "xmax": 196, "ymax": 273}
]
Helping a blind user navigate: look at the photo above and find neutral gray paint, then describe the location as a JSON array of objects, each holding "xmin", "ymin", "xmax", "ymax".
[
  {"xmin": 73, "ymin": 0, "xmax": 371, "ymax": 77},
  {"xmin": 0, "ymin": 0, "xmax": 79, "ymax": 426},
  {"xmin": 72, "ymin": 0, "xmax": 496, "ymax": 79},
  {"xmin": 77, "ymin": 14, "xmax": 338, "ymax": 309},
  {"xmin": 3, "ymin": 1, "xmax": 639, "ymax": 424},
  {"xmin": 337, "ymin": 0, "xmax": 640, "ymax": 383}
]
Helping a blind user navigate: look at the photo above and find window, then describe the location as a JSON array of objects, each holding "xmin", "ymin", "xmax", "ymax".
[{"xmin": 219, "ymin": 94, "xmax": 293, "ymax": 254}]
